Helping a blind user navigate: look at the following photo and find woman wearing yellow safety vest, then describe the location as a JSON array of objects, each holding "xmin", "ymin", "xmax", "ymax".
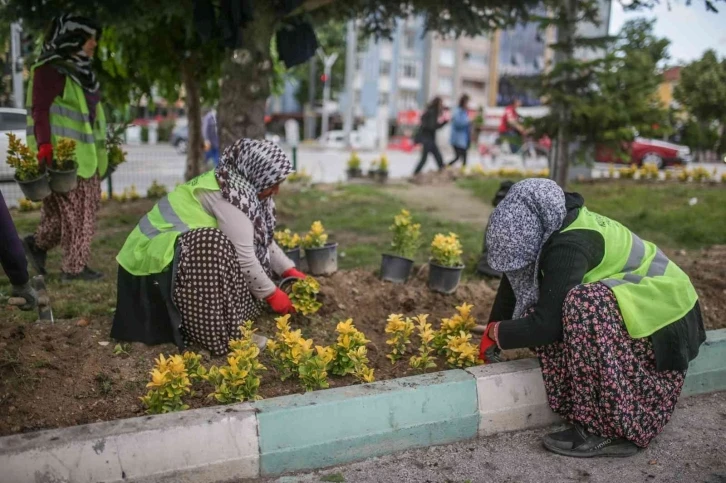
[
  {"xmin": 23, "ymin": 15, "xmax": 107, "ymax": 281},
  {"xmin": 479, "ymin": 179, "xmax": 705, "ymax": 458},
  {"xmin": 111, "ymin": 138, "xmax": 305, "ymax": 355}
]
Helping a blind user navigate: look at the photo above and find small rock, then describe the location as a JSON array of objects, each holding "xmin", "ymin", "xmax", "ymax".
[
  {"xmin": 352, "ymin": 288, "xmax": 360, "ymax": 295},
  {"xmin": 337, "ymin": 304, "xmax": 346, "ymax": 310},
  {"xmin": 76, "ymin": 319, "xmax": 90, "ymax": 327},
  {"xmin": 649, "ymin": 459, "xmax": 658, "ymax": 465},
  {"xmin": 8, "ymin": 406, "xmax": 15, "ymax": 413},
  {"xmin": 678, "ymin": 249, "xmax": 687, "ymax": 256},
  {"xmin": 98, "ymin": 341, "xmax": 110, "ymax": 347}
]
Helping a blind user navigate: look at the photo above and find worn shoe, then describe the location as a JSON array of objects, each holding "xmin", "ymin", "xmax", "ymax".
[
  {"xmin": 22, "ymin": 235, "xmax": 47, "ymax": 275},
  {"xmin": 543, "ymin": 425, "xmax": 639, "ymax": 458},
  {"xmin": 61, "ymin": 266, "xmax": 105, "ymax": 282},
  {"xmin": 11, "ymin": 283, "xmax": 38, "ymax": 311}
]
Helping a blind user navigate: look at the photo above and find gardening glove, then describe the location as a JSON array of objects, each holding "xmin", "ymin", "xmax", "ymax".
[
  {"xmin": 282, "ymin": 268, "xmax": 306, "ymax": 280},
  {"xmin": 479, "ymin": 322, "xmax": 502, "ymax": 364},
  {"xmin": 11, "ymin": 282, "xmax": 38, "ymax": 311},
  {"xmin": 266, "ymin": 288, "xmax": 295, "ymax": 314},
  {"xmin": 37, "ymin": 144, "xmax": 53, "ymax": 168}
]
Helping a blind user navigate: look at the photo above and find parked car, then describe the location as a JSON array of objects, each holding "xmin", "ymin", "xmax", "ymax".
[
  {"xmin": 0, "ymin": 107, "xmax": 28, "ymax": 182},
  {"xmin": 596, "ymin": 138, "xmax": 692, "ymax": 169}
]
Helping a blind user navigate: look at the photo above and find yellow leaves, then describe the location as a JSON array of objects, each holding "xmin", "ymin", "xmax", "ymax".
[
  {"xmin": 275, "ymin": 229, "xmax": 302, "ymax": 250},
  {"xmin": 385, "ymin": 314, "xmax": 415, "ymax": 364},
  {"xmin": 302, "ymin": 221, "xmax": 329, "ymax": 249},
  {"xmin": 315, "ymin": 345, "xmax": 336, "ymax": 365},
  {"xmin": 276, "ymin": 314, "xmax": 292, "ymax": 333},
  {"xmin": 462, "ymin": 166, "xmax": 549, "ymax": 180},
  {"xmin": 390, "ymin": 209, "xmax": 422, "ymax": 259},
  {"xmin": 6, "ymin": 133, "xmax": 41, "ymax": 181},
  {"xmin": 147, "ymin": 368, "xmax": 169, "ymax": 388},
  {"xmin": 54, "ymin": 138, "xmax": 77, "ymax": 169},
  {"xmin": 347, "ymin": 151, "xmax": 362, "ymax": 169},
  {"xmin": 357, "ymin": 366, "xmax": 376, "ymax": 383},
  {"xmin": 378, "ymin": 153, "xmax": 389, "ymax": 171},
  {"xmin": 290, "ymin": 277, "xmax": 322, "ymax": 316},
  {"xmin": 431, "ymin": 232, "xmax": 463, "ymax": 267},
  {"xmin": 445, "ymin": 331, "xmax": 481, "ymax": 368},
  {"xmin": 456, "ymin": 303, "xmax": 473, "ymax": 319},
  {"xmin": 141, "ymin": 352, "xmax": 194, "ymax": 414},
  {"xmin": 336, "ymin": 319, "xmax": 356, "ymax": 336}
]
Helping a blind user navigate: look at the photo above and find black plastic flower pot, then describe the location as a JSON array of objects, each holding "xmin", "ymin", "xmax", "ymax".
[
  {"xmin": 16, "ymin": 173, "xmax": 51, "ymax": 202},
  {"xmin": 376, "ymin": 170, "xmax": 389, "ymax": 183},
  {"xmin": 285, "ymin": 247, "xmax": 302, "ymax": 268},
  {"xmin": 346, "ymin": 168, "xmax": 363, "ymax": 179},
  {"xmin": 48, "ymin": 162, "xmax": 78, "ymax": 194},
  {"xmin": 428, "ymin": 261, "xmax": 465, "ymax": 294},
  {"xmin": 380, "ymin": 254, "xmax": 414, "ymax": 284},
  {"xmin": 304, "ymin": 243, "xmax": 338, "ymax": 276}
]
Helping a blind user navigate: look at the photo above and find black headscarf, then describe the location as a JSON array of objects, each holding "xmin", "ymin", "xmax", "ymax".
[{"xmin": 37, "ymin": 15, "xmax": 101, "ymax": 93}]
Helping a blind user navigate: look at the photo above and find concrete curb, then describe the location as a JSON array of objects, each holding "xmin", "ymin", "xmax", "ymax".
[{"xmin": 1, "ymin": 329, "xmax": 724, "ymax": 482}]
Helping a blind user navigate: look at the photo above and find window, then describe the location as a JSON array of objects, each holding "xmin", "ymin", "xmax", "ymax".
[
  {"xmin": 398, "ymin": 90, "xmax": 418, "ymax": 110},
  {"xmin": 462, "ymin": 79, "xmax": 486, "ymax": 92},
  {"xmin": 378, "ymin": 93, "xmax": 390, "ymax": 106},
  {"xmin": 464, "ymin": 52, "xmax": 487, "ymax": 68},
  {"xmin": 404, "ymin": 30, "xmax": 416, "ymax": 50},
  {"xmin": 438, "ymin": 76, "xmax": 453, "ymax": 95},
  {"xmin": 379, "ymin": 60, "xmax": 391, "ymax": 75},
  {"xmin": 400, "ymin": 59, "xmax": 418, "ymax": 79},
  {"xmin": 439, "ymin": 48, "xmax": 455, "ymax": 67}
]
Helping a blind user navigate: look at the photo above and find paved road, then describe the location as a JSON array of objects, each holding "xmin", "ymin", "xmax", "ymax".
[{"xmin": 253, "ymin": 391, "xmax": 726, "ymax": 483}]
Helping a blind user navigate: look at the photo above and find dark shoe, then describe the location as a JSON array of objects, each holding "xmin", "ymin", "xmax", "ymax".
[
  {"xmin": 61, "ymin": 266, "xmax": 105, "ymax": 282},
  {"xmin": 23, "ymin": 235, "xmax": 47, "ymax": 275},
  {"xmin": 11, "ymin": 282, "xmax": 38, "ymax": 311},
  {"xmin": 543, "ymin": 425, "xmax": 639, "ymax": 458}
]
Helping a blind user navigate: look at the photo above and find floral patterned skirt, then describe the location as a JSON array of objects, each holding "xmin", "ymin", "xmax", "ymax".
[{"xmin": 534, "ymin": 282, "xmax": 686, "ymax": 448}]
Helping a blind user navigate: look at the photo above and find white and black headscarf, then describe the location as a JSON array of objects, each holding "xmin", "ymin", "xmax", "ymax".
[
  {"xmin": 486, "ymin": 179, "xmax": 567, "ymax": 318},
  {"xmin": 215, "ymin": 138, "xmax": 293, "ymax": 275},
  {"xmin": 37, "ymin": 15, "xmax": 101, "ymax": 93}
]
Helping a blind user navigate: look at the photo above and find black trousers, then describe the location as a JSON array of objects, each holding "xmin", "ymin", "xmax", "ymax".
[
  {"xmin": 413, "ymin": 140, "xmax": 444, "ymax": 175},
  {"xmin": 448, "ymin": 147, "xmax": 468, "ymax": 167}
]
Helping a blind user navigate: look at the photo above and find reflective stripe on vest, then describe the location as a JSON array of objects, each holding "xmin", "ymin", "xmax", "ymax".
[
  {"xmin": 602, "ymin": 234, "xmax": 670, "ymax": 288},
  {"xmin": 137, "ymin": 196, "xmax": 190, "ymax": 239},
  {"xmin": 27, "ymin": 124, "xmax": 95, "ymax": 144}
]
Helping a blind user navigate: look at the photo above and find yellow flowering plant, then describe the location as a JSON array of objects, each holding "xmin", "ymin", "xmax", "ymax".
[
  {"xmin": 330, "ymin": 319, "xmax": 372, "ymax": 379},
  {"xmin": 298, "ymin": 345, "xmax": 336, "ymax": 391},
  {"xmin": 302, "ymin": 221, "xmax": 329, "ymax": 249},
  {"xmin": 430, "ymin": 232, "xmax": 463, "ymax": 267},
  {"xmin": 409, "ymin": 314, "xmax": 437, "ymax": 373},
  {"xmin": 378, "ymin": 154, "xmax": 389, "ymax": 173},
  {"xmin": 287, "ymin": 168, "xmax": 312, "ymax": 184},
  {"xmin": 444, "ymin": 331, "xmax": 481, "ymax": 368},
  {"xmin": 182, "ymin": 351, "xmax": 207, "ymax": 383},
  {"xmin": 618, "ymin": 164, "xmax": 637, "ymax": 180},
  {"xmin": 275, "ymin": 228, "xmax": 302, "ymax": 250},
  {"xmin": 266, "ymin": 314, "xmax": 314, "ymax": 380},
  {"xmin": 390, "ymin": 209, "xmax": 422, "ymax": 259},
  {"xmin": 347, "ymin": 151, "xmax": 362, "ymax": 170},
  {"xmin": 18, "ymin": 198, "xmax": 42, "ymax": 212},
  {"xmin": 349, "ymin": 346, "xmax": 375, "ymax": 383},
  {"xmin": 146, "ymin": 180, "xmax": 168, "ymax": 199},
  {"xmin": 53, "ymin": 138, "xmax": 77, "ymax": 171},
  {"xmin": 433, "ymin": 303, "xmax": 477, "ymax": 352},
  {"xmin": 140, "ymin": 353, "xmax": 192, "ymax": 414},
  {"xmin": 6, "ymin": 133, "xmax": 42, "ymax": 181},
  {"xmin": 206, "ymin": 321, "xmax": 266, "ymax": 403},
  {"xmin": 290, "ymin": 277, "xmax": 322, "ymax": 316},
  {"xmin": 692, "ymin": 166, "xmax": 712, "ymax": 182},
  {"xmin": 385, "ymin": 314, "xmax": 414, "ymax": 364}
]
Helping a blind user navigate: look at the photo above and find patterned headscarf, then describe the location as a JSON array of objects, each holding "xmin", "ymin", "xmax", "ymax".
[
  {"xmin": 215, "ymin": 138, "xmax": 293, "ymax": 275},
  {"xmin": 486, "ymin": 179, "xmax": 567, "ymax": 318},
  {"xmin": 37, "ymin": 15, "xmax": 101, "ymax": 93}
]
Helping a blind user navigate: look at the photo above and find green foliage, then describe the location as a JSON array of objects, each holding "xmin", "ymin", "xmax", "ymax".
[
  {"xmin": 298, "ymin": 346, "xmax": 336, "ymax": 392},
  {"xmin": 330, "ymin": 319, "xmax": 374, "ymax": 382},
  {"xmin": 290, "ymin": 277, "xmax": 323, "ymax": 316},
  {"xmin": 6, "ymin": 133, "xmax": 41, "ymax": 181},
  {"xmin": 430, "ymin": 233, "xmax": 463, "ymax": 267},
  {"xmin": 409, "ymin": 315, "xmax": 437, "ymax": 373},
  {"xmin": 206, "ymin": 322, "xmax": 265, "ymax": 404},
  {"xmin": 146, "ymin": 180, "xmax": 168, "ymax": 199},
  {"xmin": 385, "ymin": 314, "xmax": 414, "ymax": 364},
  {"xmin": 389, "ymin": 209, "xmax": 422, "ymax": 259},
  {"xmin": 140, "ymin": 354, "xmax": 192, "ymax": 414}
]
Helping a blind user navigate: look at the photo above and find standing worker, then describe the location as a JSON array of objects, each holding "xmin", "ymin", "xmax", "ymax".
[
  {"xmin": 447, "ymin": 94, "xmax": 472, "ymax": 168},
  {"xmin": 479, "ymin": 178, "xmax": 705, "ymax": 457},
  {"xmin": 1, "ymin": 193, "xmax": 37, "ymax": 310},
  {"xmin": 111, "ymin": 139, "xmax": 306, "ymax": 355},
  {"xmin": 23, "ymin": 15, "xmax": 107, "ymax": 281},
  {"xmin": 412, "ymin": 97, "xmax": 447, "ymax": 176}
]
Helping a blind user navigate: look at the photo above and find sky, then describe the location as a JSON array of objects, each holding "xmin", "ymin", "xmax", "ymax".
[{"xmin": 609, "ymin": 1, "xmax": 726, "ymax": 64}]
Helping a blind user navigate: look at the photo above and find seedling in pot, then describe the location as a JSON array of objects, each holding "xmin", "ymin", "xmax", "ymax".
[{"xmin": 380, "ymin": 209, "xmax": 421, "ymax": 283}]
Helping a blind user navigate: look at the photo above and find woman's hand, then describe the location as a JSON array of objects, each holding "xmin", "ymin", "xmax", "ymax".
[
  {"xmin": 282, "ymin": 268, "xmax": 306, "ymax": 280},
  {"xmin": 37, "ymin": 144, "xmax": 53, "ymax": 167},
  {"xmin": 479, "ymin": 322, "xmax": 502, "ymax": 363},
  {"xmin": 266, "ymin": 288, "xmax": 295, "ymax": 314}
]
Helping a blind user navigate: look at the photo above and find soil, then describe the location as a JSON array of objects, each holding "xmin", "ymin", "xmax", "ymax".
[{"xmin": 0, "ymin": 268, "xmax": 506, "ymax": 437}]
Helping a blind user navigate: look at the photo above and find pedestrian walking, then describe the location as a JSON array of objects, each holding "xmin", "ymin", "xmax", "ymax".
[
  {"xmin": 23, "ymin": 15, "xmax": 107, "ymax": 281},
  {"xmin": 480, "ymin": 178, "xmax": 705, "ymax": 457},
  {"xmin": 203, "ymin": 108, "xmax": 220, "ymax": 166},
  {"xmin": 448, "ymin": 94, "xmax": 471, "ymax": 167},
  {"xmin": 412, "ymin": 97, "xmax": 447, "ymax": 175}
]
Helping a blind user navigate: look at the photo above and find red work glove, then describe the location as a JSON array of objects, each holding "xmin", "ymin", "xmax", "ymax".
[
  {"xmin": 479, "ymin": 322, "xmax": 502, "ymax": 363},
  {"xmin": 266, "ymin": 288, "xmax": 295, "ymax": 314},
  {"xmin": 282, "ymin": 268, "xmax": 306, "ymax": 280},
  {"xmin": 37, "ymin": 144, "xmax": 53, "ymax": 168}
]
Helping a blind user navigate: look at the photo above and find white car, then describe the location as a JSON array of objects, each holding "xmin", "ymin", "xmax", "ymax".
[{"xmin": 0, "ymin": 107, "xmax": 28, "ymax": 182}]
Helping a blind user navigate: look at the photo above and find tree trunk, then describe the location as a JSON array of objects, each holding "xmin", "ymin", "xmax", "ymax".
[
  {"xmin": 182, "ymin": 61, "xmax": 205, "ymax": 181},
  {"xmin": 217, "ymin": 3, "xmax": 276, "ymax": 149}
]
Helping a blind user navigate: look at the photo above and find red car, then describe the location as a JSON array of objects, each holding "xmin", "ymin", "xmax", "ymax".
[{"xmin": 596, "ymin": 138, "xmax": 692, "ymax": 169}]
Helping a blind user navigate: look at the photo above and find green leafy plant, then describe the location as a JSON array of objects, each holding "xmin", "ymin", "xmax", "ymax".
[
  {"xmin": 330, "ymin": 319, "xmax": 374, "ymax": 382},
  {"xmin": 444, "ymin": 331, "xmax": 481, "ymax": 369},
  {"xmin": 266, "ymin": 314, "xmax": 314, "ymax": 381},
  {"xmin": 53, "ymin": 138, "xmax": 77, "ymax": 171},
  {"xmin": 146, "ymin": 180, "xmax": 168, "ymax": 199},
  {"xmin": 140, "ymin": 354, "xmax": 192, "ymax": 414},
  {"xmin": 433, "ymin": 303, "xmax": 477, "ymax": 352},
  {"xmin": 409, "ymin": 314, "xmax": 437, "ymax": 373},
  {"xmin": 430, "ymin": 232, "xmax": 463, "ymax": 267},
  {"xmin": 6, "ymin": 133, "xmax": 41, "ymax": 181},
  {"xmin": 298, "ymin": 345, "xmax": 335, "ymax": 391},
  {"xmin": 389, "ymin": 209, "xmax": 422, "ymax": 259},
  {"xmin": 378, "ymin": 153, "xmax": 389, "ymax": 173},
  {"xmin": 182, "ymin": 351, "xmax": 207, "ymax": 383},
  {"xmin": 385, "ymin": 314, "xmax": 414, "ymax": 364},
  {"xmin": 106, "ymin": 124, "xmax": 128, "ymax": 170},
  {"xmin": 347, "ymin": 151, "xmax": 361, "ymax": 170},
  {"xmin": 287, "ymin": 168, "xmax": 312, "ymax": 185},
  {"xmin": 113, "ymin": 343, "xmax": 131, "ymax": 356},
  {"xmin": 290, "ymin": 277, "xmax": 322, "ymax": 316},
  {"xmin": 275, "ymin": 229, "xmax": 302, "ymax": 250},
  {"xmin": 302, "ymin": 221, "xmax": 329, "ymax": 249}
]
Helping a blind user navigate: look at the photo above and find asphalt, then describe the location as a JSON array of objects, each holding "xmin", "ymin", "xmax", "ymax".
[{"xmin": 252, "ymin": 391, "xmax": 726, "ymax": 483}]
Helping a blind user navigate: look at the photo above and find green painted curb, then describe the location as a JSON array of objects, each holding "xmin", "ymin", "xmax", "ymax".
[
  {"xmin": 253, "ymin": 369, "xmax": 478, "ymax": 476},
  {"xmin": 683, "ymin": 329, "xmax": 726, "ymax": 396}
]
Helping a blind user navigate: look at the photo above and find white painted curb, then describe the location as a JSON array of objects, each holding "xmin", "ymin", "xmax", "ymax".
[
  {"xmin": 467, "ymin": 358, "xmax": 562, "ymax": 436},
  {"xmin": 0, "ymin": 404, "xmax": 259, "ymax": 483}
]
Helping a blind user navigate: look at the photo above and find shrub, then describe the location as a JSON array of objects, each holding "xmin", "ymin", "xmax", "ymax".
[
  {"xmin": 53, "ymin": 138, "xmax": 77, "ymax": 171},
  {"xmin": 266, "ymin": 314, "xmax": 314, "ymax": 381},
  {"xmin": 157, "ymin": 118, "xmax": 175, "ymax": 143},
  {"xmin": 182, "ymin": 351, "xmax": 207, "ymax": 383},
  {"xmin": 275, "ymin": 228, "xmax": 302, "ymax": 250},
  {"xmin": 433, "ymin": 303, "xmax": 476, "ymax": 352},
  {"xmin": 347, "ymin": 151, "xmax": 361, "ymax": 170},
  {"xmin": 290, "ymin": 277, "xmax": 322, "ymax": 316},
  {"xmin": 206, "ymin": 321, "xmax": 265, "ymax": 403},
  {"xmin": 409, "ymin": 314, "xmax": 437, "ymax": 373},
  {"xmin": 385, "ymin": 314, "xmax": 415, "ymax": 364},
  {"xmin": 140, "ymin": 354, "xmax": 192, "ymax": 414},
  {"xmin": 444, "ymin": 331, "xmax": 481, "ymax": 368},
  {"xmin": 18, "ymin": 198, "xmax": 42, "ymax": 212},
  {"xmin": 298, "ymin": 345, "xmax": 335, "ymax": 391},
  {"xmin": 287, "ymin": 168, "xmax": 312, "ymax": 184},
  {"xmin": 302, "ymin": 221, "xmax": 329, "ymax": 249},
  {"xmin": 330, "ymin": 319, "xmax": 373, "ymax": 382},
  {"xmin": 378, "ymin": 154, "xmax": 389, "ymax": 173},
  {"xmin": 6, "ymin": 133, "xmax": 41, "ymax": 181},
  {"xmin": 430, "ymin": 232, "xmax": 463, "ymax": 267},
  {"xmin": 618, "ymin": 164, "xmax": 637, "ymax": 180},
  {"xmin": 692, "ymin": 166, "xmax": 712, "ymax": 182},
  {"xmin": 106, "ymin": 124, "xmax": 128, "ymax": 170},
  {"xmin": 147, "ymin": 180, "xmax": 168, "ymax": 199},
  {"xmin": 389, "ymin": 209, "xmax": 422, "ymax": 259},
  {"xmin": 141, "ymin": 125, "xmax": 149, "ymax": 143}
]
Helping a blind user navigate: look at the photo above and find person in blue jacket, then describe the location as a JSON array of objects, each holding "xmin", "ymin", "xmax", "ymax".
[{"xmin": 448, "ymin": 94, "xmax": 472, "ymax": 167}]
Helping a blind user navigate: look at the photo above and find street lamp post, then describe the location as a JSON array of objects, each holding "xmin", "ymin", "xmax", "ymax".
[{"xmin": 318, "ymin": 51, "xmax": 339, "ymax": 139}]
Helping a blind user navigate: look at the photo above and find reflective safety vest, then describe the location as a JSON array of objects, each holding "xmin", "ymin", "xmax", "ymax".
[
  {"xmin": 26, "ymin": 65, "xmax": 108, "ymax": 179},
  {"xmin": 117, "ymin": 171, "xmax": 220, "ymax": 276},
  {"xmin": 561, "ymin": 207, "xmax": 698, "ymax": 338}
]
